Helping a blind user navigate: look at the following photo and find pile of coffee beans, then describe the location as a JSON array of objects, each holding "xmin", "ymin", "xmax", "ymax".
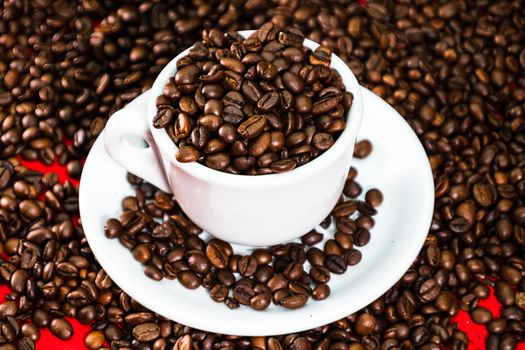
[
  {"xmin": 154, "ymin": 25, "xmax": 353, "ymax": 174},
  {"xmin": 104, "ymin": 139, "xmax": 380, "ymax": 310},
  {"xmin": 1, "ymin": 0, "xmax": 525, "ymax": 349}
]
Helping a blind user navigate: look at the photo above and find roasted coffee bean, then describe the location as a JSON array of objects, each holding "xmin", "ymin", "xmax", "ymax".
[
  {"xmin": 187, "ymin": 252, "xmax": 211, "ymax": 274},
  {"xmin": 144, "ymin": 265, "xmax": 163, "ymax": 281},
  {"xmin": 153, "ymin": 108, "xmax": 175, "ymax": 129},
  {"xmin": 178, "ymin": 271, "xmax": 201, "ymax": 289},
  {"xmin": 325, "ymin": 255, "xmax": 347, "ymax": 274},
  {"xmin": 343, "ymin": 249, "xmax": 362, "ymax": 266},
  {"xmin": 471, "ymin": 307, "xmax": 493, "ymax": 324},
  {"xmin": 208, "ymin": 283, "xmax": 228, "ymax": 303},
  {"xmin": 238, "ymin": 115, "xmax": 267, "ymax": 140},
  {"xmin": 176, "ymin": 146, "xmax": 200, "ymax": 163},
  {"xmin": 133, "ymin": 323, "xmax": 160, "ymax": 342},
  {"xmin": 354, "ymin": 228, "xmax": 371, "ymax": 247},
  {"xmin": 283, "ymin": 71, "xmax": 304, "ymax": 94},
  {"xmin": 355, "ymin": 313, "xmax": 376, "ymax": 336},
  {"xmin": 257, "ymin": 91, "xmax": 280, "ymax": 112},
  {"xmin": 206, "ymin": 239, "xmax": 231, "ymax": 269},
  {"xmin": 280, "ymin": 294, "xmax": 308, "ymax": 309},
  {"xmin": 238, "ymin": 256, "xmax": 258, "ymax": 277},
  {"xmin": 365, "ymin": 189, "xmax": 383, "ymax": 207},
  {"xmin": 0, "ymin": 161, "xmax": 14, "ymax": 189},
  {"xmin": 21, "ymin": 323, "xmax": 40, "ymax": 342},
  {"xmin": 250, "ymin": 292, "xmax": 271, "ymax": 310},
  {"xmin": 312, "ymin": 133, "xmax": 334, "ymax": 151},
  {"xmin": 233, "ymin": 283, "xmax": 255, "ymax": 306},
  {"xmin": 85, "ymin": 330, "xmax": 105, "ymax": 350},
  {"xmin": 324, "ymin": 239, "xmax": 343, "ymax": 256},
  {"xmin": 312, "ymin": 284, "xmax": 330, "ymax": 301},
  {"xmin": 132, "ymin": 244, "xmax": 152, "ymax": 263},
  {"xmin": 270, "ymin": 159, "xmax": 297, "ymax": 173},
  {"xmin": 256, "ymin": 61, "xmax": 278, "ymax": 81},
  {"xmin": 49, "ymin": 318, "xmax": 73, "ymax": 340},
  {"xmin": 220, "ymin": 57, "xmax": 245, "ymax": 74},
  {"xmin": 301, "ymin": 231, "xmax": 323, "ymax": 246},
  {"xmin": 175, "ymin": 64, "xmax": 200, "ymax": 93},
  {"xmin": 354, "ymin": 140, "xmax": 372, "ymax": 159},
  {"xmin": 222, "ymin": 106, "xmax": 244, "ymax": 124},
  {"xmin": 309, "ymin": 265, "xmax": 331, "ymax": 284}
]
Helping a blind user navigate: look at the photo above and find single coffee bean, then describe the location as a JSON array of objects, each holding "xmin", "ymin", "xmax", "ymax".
[
  {"xmin": 175, "ymin": 112, "xmax": 192, "ymax": 138},
  {"xmin": 355, "ymin": 313, "xmax": 376, "ymax": 336},
  {"xmin": 238, "ymin": 115, "xmax": 267, "ymax": 139},
  {"xmin": 233, "ymin": 283, "xmax": 255, "ymax": 306},
  {"xmin": 248, "ymin": 132, "xmax": 271, "ymax": 157},
  {"xmin": 354, "ymin": 140, "xmax": 372, "ymax": 159},
  {"xmin": 280, "ymin": 294, "xmax": 308, "ymax": 309},
  {"xmin": 365, "ymin": 189, "xmax": 383, "ymax": 207},
  {"xmin": 309, "ymin": 265, "xmax": 331, "ymax": 284},
  {"xmin": 250, "ymin": 292, "xmax": 271, "ymax": 310},
  {"xmin": 0, "ymin": 161, "xmax": 14, "ymax": 190},
  {"xmin": 354, "ymin": 228, "xmax": 371, "ymax": 246},
  {"xmin": 204, "ymin": 152, "xmax": 230, "ymax": 170},
  {"xmin": 178, "ymin": 271, "xmax": 201, "ymax": 289},
  {"xmin": 257, "ymin": 91, "xmax": 280, "ymax": 112},
  {"xmin": 206, "ymin": 239, "xmax": 231, "ymax": 269},
  {"xmin": 17, "ymin": 337, "xmax": 35, "ymax": 350},
  {"xmin": 294, "ymin": 94, "xmax": 312, "ymax": 113},
  {"xmin": 270, "ymin": 159, "xmax": 297, "ymax": 173},
  {"xmin": 283, "ymin": 71, "xmax": 304, "ymax": 94},
  {"xmin": 312, "ymin": 283, "xmax": 330, "ymax": 300},
  {"xmin": 133, "ymin": 323, "xmax": 160, "ymax": 342},
  {"xmin": 325, "ymin": 255, "xmax": 347, "ymax": 274},
  {"xmin": 144, "ymin": 265, "xmax": 163, "ymax": 281},
  {"xmin": 471, "ymin": 307, "xmax": 493, "ymax": 324},
  {"xmin": 223, "ymin": 106, "xmax": 244, "ymax": 124},
  {"xmin": 21, "ymin": 323, "xmax": 40, "ymax": 342},
  {"xmin": 153, "ymin": 108, "xmax": 175, "ymax": 128},
  {"xmin": 49, "ymin": 318, "xmax": 73, "ymax": 340},
  {"xmin": 301, "ymin": 231, "xmax": 323, "ymax": 246},
  {"xmin": 312, "ymin": 133, "xmax": 334, "ymax": 151},
  {"xmin": 187, "ymin": 252, "xmax": 211, "ymax": 274},
  {"xmin": 176, "ymin": 146, "xmax": 200, "ymax": 163},
  {"xmin": 220, "ymin": 57, "xmax": 245, "ymax": 74},
  {"xmin": 238, "ymin": 256, "xmax": 258, "ymax": 277},
  {"xmin": 85, "ymin": 330, "xmax": 105, "ymax": 350},
  {"xmin": 132, "ymin": 244, "xmax": 152, "ymax": 263},
  {"xmin": 209, "ymin": 284, "xmax": 228, "ymax": 303},
  {"xmin": 343, "ymin": 249, "xmax": 362, "ymax": 266}
]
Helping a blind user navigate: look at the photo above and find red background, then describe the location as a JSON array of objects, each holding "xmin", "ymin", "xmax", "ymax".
[{"xmin": 5, "ymin": 3, "xmax": 524, "ymax": 344}]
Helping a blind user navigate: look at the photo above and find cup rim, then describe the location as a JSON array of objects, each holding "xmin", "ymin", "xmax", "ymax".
[{"xmin": 148, "ymin": 30, "xmax": 363, "ymax": 188}]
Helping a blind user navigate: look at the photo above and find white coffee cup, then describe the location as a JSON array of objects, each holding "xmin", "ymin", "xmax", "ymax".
[{"xmin": 104, "ymin": 30, "xmax": 363, "ymax": 247}]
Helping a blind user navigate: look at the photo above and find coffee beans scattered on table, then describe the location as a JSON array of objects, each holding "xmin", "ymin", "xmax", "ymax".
[
  {"xmin": 153, "ymin": 25, "xmax": 353, "ymax": 174},
  {"xmin": 1, "ymin": 0, "xmax": 525, "ymax": 349},
  {"xmin": 104, "ymin": 143, "xmax": 380, "ymax": 310}
]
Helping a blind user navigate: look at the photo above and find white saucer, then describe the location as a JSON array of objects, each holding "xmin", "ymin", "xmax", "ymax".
[{"xmin": 79, "ymin": 87, "xmax": 434, "ymax": 336}]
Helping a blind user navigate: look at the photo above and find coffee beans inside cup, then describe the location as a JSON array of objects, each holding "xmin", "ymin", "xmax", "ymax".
[
  {"xmin": 153, "ymin": 23, "xmax": 353, "ymax": 174},
  {"xmin": 104, "ymin": 139, "xmax": 381, "ymax": 310}
]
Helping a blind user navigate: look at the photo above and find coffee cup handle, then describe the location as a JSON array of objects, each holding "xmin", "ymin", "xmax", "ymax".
[{"xmin": 104, "ymin": 107, "xmax": 172, "ymax": 193}]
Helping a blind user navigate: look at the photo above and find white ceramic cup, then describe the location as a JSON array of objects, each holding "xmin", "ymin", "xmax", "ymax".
[{"xmin": 104, "ymin": 30, "xmax": 363, "ymax": 246}]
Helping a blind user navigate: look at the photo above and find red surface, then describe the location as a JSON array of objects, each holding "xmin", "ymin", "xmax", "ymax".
[{"xmin": 4, "ymin": 156, "xmax": 523, "ymax": 349}]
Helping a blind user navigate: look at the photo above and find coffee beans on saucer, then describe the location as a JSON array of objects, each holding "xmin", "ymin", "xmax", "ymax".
[
  {"xmin": 104, "ymin": 140, "xmax": 381, "ymax": 310},
  {"xmin": 153, "ymin": 24, "xmax": 353, "ymax": 174}
]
